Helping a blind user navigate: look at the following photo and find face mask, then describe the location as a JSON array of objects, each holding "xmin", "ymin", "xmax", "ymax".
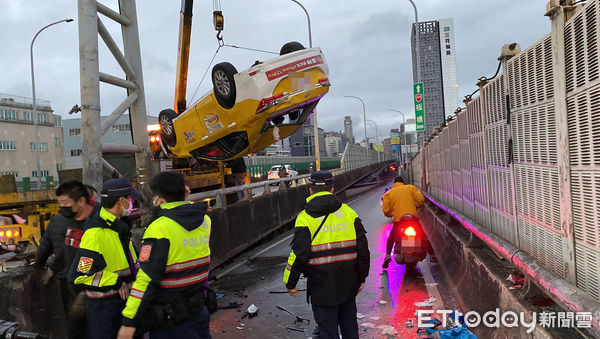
[
  {"xmin": 121, "ymin": 197, "xmax": 133, "ymax": 217},
  {"xmin": 59, "ymin": 206, "xmax": 77, "ymax": 219}
]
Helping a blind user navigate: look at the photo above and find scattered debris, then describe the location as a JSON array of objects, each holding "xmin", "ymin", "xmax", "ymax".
[
  {"xmin": 379, "ymin": 300, "xmax": 388, "ymax": 305},
  {"xmin": 236, "ymin": 327, "xmax": 244, "ymax": 330},
  {"xmin": 247, "ymin": 304, "xmax": 259, "ymax": 318},
  {"xmin": 423, "ymin": 318, "xmax": 442, "ymax": 328},
  {"xmin": 370, "ymin": 316, "xmax": 380, "ymax": 321},
  {"xmin": 276, "ymin": 304, "xmax": 309, "ymax": 323},
  {"xmin": 360, "ymin": 322, "xmax": 377, "ymax": 329},
  {"xmin": 414, "ymin": 297, "xmax": 436, "ymax": 307},
  {"xmin": 269, "ymin": 288, "xmax": 306, "ymax": 294},
  {"xmin": 378, "ymin": 325, "xmax": 398, "ymax": 336},
  {"xmin": 216, "ymin": 293, "xmax": 225, "ymax": 298},
  {"xmin": 286, "ymin": 326, "xmax": 305, "ymax": 332},
  {"xmin": 509, "ymin": 285, "xmax": 522, "ymax": 290},
  {"xmin": 425, "ymin": 283, "xmax": 439, "ymax": 287},
  {"xmin": 507, "ymin": 271, "xmax": 525, "ymax": 285},
  {"xmin": 357, "ymin": 313, "xmax": 365, "ymax": 320}
]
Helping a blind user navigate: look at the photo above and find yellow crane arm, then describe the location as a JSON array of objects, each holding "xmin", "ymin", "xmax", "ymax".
[{"xmin": 174, "ymin": 0, "xmax": 194, "ymax": 114}]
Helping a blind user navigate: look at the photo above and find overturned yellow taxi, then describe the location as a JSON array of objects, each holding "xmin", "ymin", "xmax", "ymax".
[{"xmin": 158, "ymin": 42, "xmax": 330, "ymax": 161}]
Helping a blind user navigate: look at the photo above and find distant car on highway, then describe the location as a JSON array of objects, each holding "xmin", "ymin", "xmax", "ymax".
[
  {"xmin": 267, "ymin": 165, "xmax": 299, "ymax": 180},
  {"xmin": 158, "ymin": 42, "xmax": 330, "ymax": 161}
]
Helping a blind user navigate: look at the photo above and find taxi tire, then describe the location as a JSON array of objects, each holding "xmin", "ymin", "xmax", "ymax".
[
  {"xmin": 212, "ymin": 62, "xmax": 237, "ymax": 109},
  {"xmin": 280, "ymin": 41, "xmax": 305, "ymax": 55},
  {"xmin": 158, "ymin": 109, "xmax": 178, "ymax": 147},
  {"xmin": 279, "ymin": 41, "xmax": 306, "ymax": 55}
]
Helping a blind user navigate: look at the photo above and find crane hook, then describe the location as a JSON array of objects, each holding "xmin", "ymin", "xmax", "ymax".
[{"xmin": 216, "ymin": 31, "xmax": 224, "ymax": 47}]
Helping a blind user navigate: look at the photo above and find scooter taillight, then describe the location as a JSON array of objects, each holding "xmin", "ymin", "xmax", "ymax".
[{"xmin": 404, "ymin": 226, "xmax": 417, "ymax": 237}]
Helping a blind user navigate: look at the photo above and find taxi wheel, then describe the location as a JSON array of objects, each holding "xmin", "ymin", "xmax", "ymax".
[
  {"xmin": 280, "ymin": 41, "xmax": 305, "ymax": 55},
  {"xmin": 158, "ymin": 109, "xmax": 178, "ymax": 147},
  {"xmin": 212, "ymin": 62, "xmax": 237, "ymax": 109}
]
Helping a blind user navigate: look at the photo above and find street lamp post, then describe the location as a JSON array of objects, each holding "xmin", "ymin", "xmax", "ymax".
[
  {"xmin": 407, "ymin": 0, "xmax": 426, "ymax": 189},
  {"xmin": 345, "ymin": 96, "xmax": 368, "ymax": 162},
  {"xmin": 408, "ymin": 0, "xmax": 420, "ymax": 83},
  {"xmin": 30, "ymin": 18, "xmax": 73, "ymax": 190},
  {"xmin": 290, "ymin": 0, "xmax": 312, "ymax": 48},
  {"xmin": 289, "ymin": 0, "xmax": 322, "ymax": 170},
  {"xmin": 390, "ymin": 109, "xmax": 406, "ymax": 164},
  {"xmin": 366, "ymin": 119, "xmax": 381, "ymax": 163}
]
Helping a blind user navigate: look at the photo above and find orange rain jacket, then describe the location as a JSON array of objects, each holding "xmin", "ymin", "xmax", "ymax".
[{"xmin": 381, "ymin": 182, "xmax": 425, "ymax": 221}]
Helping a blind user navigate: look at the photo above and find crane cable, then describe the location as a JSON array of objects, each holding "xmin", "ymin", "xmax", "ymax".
[
  {"xmin": 189, "ymin": 0, "xmax": 223, "ymax": 104},
  {"xmin": 189, "ymin": 1, "xmax": 277, "ymax": 103},
  {"xmin": 189, "ymin": 45, "xmax": 221, "ymax": 105}
]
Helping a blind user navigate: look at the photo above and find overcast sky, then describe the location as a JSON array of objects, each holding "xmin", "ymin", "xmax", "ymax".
[{"xmin": 1, "ymin": 0, "xmax": 550, "ymax": 142}]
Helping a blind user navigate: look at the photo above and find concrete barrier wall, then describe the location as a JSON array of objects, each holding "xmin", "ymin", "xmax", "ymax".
[
  {"xmin": 420, "ymin": 201, "xmax": 578, "ymax": 338},
  {"xmin": 0, "ymin": 268, "xmax": 67, "ymax": 338}
]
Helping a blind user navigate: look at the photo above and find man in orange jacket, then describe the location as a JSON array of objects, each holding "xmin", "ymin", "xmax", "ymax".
[{"xmin": 381, "ymin": 176, "xmax": 426, "ymax": 268}]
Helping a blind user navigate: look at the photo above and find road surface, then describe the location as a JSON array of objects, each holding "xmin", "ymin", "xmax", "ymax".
[{"xmin": 208, "ymin": 183, "xmax": 458, "ymax": 338}]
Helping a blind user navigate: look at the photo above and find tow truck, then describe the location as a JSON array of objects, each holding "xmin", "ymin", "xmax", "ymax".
[
  {"xmin": 0, "ymin": 185, "xmax": 57, "ymax": 250},
  {"xmin": 148, "ymin": 1, "xmax": 330, "ymax": 193}
]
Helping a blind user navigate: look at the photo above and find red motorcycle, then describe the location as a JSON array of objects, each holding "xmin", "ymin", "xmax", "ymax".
[{"xmin": 392, "ymin": 214, "xmax": 432, "ymax": 270}]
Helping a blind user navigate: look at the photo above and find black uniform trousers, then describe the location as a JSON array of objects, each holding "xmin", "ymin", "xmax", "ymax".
[
  {"xmin": 86, "ymin": 294, "xmax": 125, "ymax": 339},
  {"xmin": 149, "ymin": 305, "xmax": 212, "ymax": 339},
  {"xmin": 311, "ymin": 298, "xmax": 359, "ymax": 339}
]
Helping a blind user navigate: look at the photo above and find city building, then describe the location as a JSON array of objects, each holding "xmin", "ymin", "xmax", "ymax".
[
  {"xmin": 401, "ymin": 118, "xmax": 418, "ymax": 145},
  {"xmin": 343, "ymin": 116, "xmax": 355, "ymax": 144},
  {"xmin": 383, "ymin": 137, "xmax": 392, "ymax": 158},
  {"xmin": 324, "ymin": 132, "xmax": 343, "ymax": 157},
  {"xmin": 63, "ymin": 114, "xmax": 157, "ymax": 169},
  {"xmin": 411, "ymin": 18, "xmax": 459, "ymax": 140},
  {"xmin": 0, "ymin": 93, "xmax": 64, "ymax": 185},
  {"xmin": 263, "ymin": 138, "xmax": 291, "ymax": 156},
  {"xmin": 289, "ymin": 115, "xmax": 325, "ymax": 157},
  {"xmin": 439, "ymin": 18, "xmax": 459, "ymax": 118}
]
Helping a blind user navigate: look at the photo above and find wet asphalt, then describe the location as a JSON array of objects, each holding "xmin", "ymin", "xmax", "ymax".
[{"xmin": 208, "ymin": 183, "xmax": 458, "ymax": 338}]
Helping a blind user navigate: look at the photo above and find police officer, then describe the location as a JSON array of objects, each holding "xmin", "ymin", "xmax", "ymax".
[
  {"xmin": 117, "ymin": 171, "xmax": 213, "ymax": 339},
  {"xmin": 69, "ymin": 178, "xmax": 141, "ymax": 339},
  {"xmin": 284, "ymin": 171, "xmax": 370, "ymax": 339}
]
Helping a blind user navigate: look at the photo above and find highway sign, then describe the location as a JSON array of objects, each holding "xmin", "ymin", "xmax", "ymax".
[{"xmin": 414, "ymin": 83, "xmax": 425, "ymax": 131}]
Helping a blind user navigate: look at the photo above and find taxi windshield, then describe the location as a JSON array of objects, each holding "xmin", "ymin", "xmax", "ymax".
[{"xmin": 191, "ymin": 131, "xmax": 249, "ymax": 160}]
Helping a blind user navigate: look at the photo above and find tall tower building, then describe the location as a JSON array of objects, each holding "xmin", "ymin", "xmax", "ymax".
[
  {"xmin": 439, "ymin": 18, "xmax": 459, "ymax": 118},
  {"xmin": 411, "ymin": 18, "xmax": 459, "ymax": 140},
  {"xmin": 343, "ymin": 116, "xmax": 354, "ymax": 144}
]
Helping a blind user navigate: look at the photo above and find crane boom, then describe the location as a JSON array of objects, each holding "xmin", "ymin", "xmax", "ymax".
[{"xmin": 174, "ymin": 0, "xmax": 194, "ymax": 114}]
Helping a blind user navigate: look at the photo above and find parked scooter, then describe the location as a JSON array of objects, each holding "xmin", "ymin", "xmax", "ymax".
[{"xmin": 392, "ymin": 214, "xmax": 431, "ymax": 271}]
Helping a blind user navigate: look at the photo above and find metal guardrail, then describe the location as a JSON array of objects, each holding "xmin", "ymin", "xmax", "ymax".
[
  {"xmin": 188, "ymin": 168, "xmax": 343, "ymax": 202},
  {"xmin": 424, "ymin": 192, "xmax": 600, "ymax": 337}
]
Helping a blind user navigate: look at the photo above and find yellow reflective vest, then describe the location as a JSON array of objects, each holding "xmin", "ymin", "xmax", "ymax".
[
  {"xmin": 284, "ymin": 191, "xmax": 370, "ymax": 307},
  {"xmin": 69, "ymin": 207, "xmax": 137, "ymax": 298},
  {"xmin": 122, "ymin": 201, "xmax": 211, "ymax": 329}
]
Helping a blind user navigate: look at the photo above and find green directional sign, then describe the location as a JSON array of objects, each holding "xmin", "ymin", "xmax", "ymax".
[{"xmin": 414, "ymin": 82, "xmax": 425, "ymax": 131}]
